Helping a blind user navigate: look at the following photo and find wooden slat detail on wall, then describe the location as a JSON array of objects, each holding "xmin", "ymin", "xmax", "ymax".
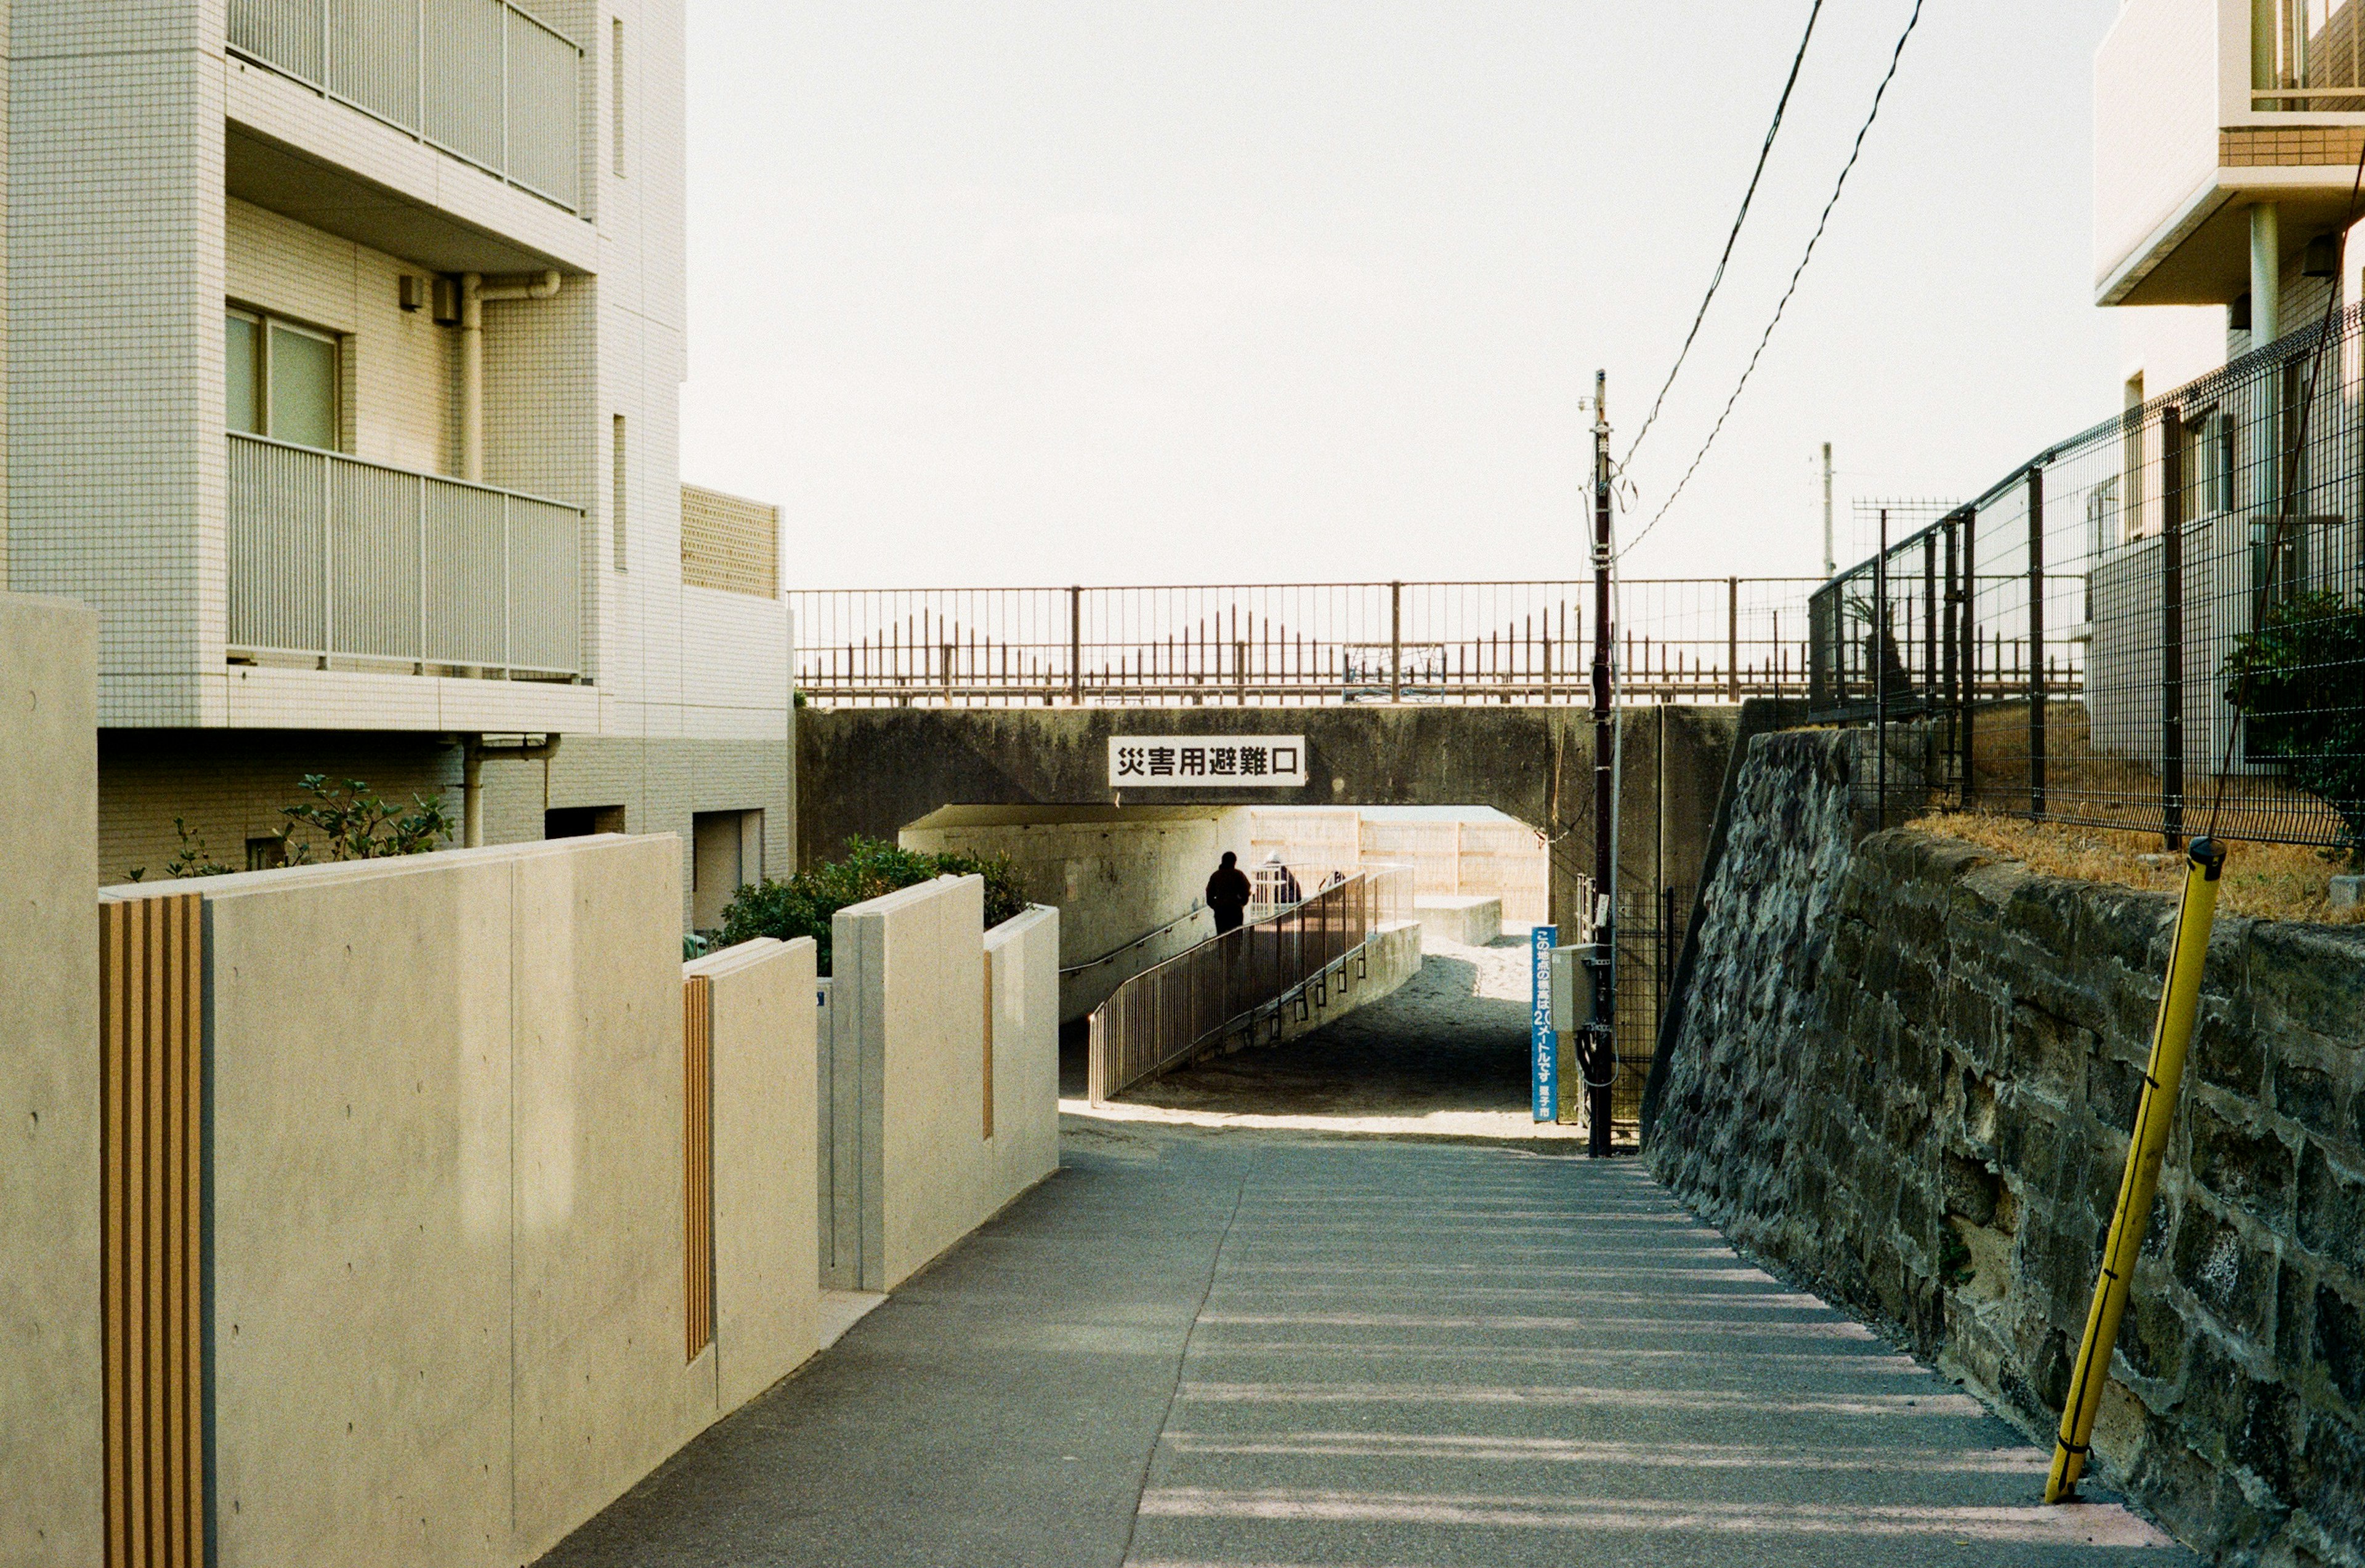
[
  {"xmin": 99, "ymin": 891, "xmax": 207, "ymax": 1568},
  {"xmin": 682, "ymin": 976, "xmax": 715, "ymax": 1362}
]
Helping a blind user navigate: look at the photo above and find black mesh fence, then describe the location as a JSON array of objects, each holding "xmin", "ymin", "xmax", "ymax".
[{"xmin": 1810, "ymin": 304, "xmax": 2365, "ymax": 852}]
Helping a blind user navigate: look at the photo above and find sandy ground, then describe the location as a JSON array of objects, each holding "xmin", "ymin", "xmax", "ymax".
[{"xmin": 1062, "ymin": 930, "xmax": 1606, "ymax": 1145}]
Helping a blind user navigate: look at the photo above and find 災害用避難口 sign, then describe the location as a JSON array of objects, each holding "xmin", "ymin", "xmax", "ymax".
[{"xmin": 1107, "ymin": 736, "xmax": 1307, "ymax": 788}]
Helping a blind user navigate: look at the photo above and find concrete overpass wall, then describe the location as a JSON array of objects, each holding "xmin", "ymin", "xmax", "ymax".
[
  {"xmin": 799, "ymin": 703, "xmax": 1751, "ymax": 944},
  {"xmin": 898, "ymin": 804, "xmax": 1253, "ymax": 1022}
]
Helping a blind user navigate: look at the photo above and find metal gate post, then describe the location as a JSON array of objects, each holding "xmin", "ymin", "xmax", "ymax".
[
  {"xmin": 1726, "ymin": 575, "xmax": 1740, "ymax": 702},
  {"xmin": 1875, "ymin": 508, "xmax": 1889, "ymax": 830},
  {"xmin": 2161, "ymin": 406, "xmax": 2186, "ymax": 849},
  {"xmin": 1961, "ymin": 507, "xmax": 1978, "ymax": 807},
  {"xmin": 1069, "ymin": 585, "xmax": 1083, "ymax": 706},
  {"xmin": 1942, "ymin": 511, "xmax": 1960, "ymax": 799},
  {"xmin": 1389, "ymin": 580, "xmax": 1403, "ymax": 703},
  {"xmin": 2027, "ymin": 464, "xmax": 2047, "ymax": 819}
]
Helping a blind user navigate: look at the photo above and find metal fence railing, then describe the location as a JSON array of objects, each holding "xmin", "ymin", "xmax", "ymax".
[
  {"xmin": 227, "ymin": 432, "xmax": 583, "ymax": 678},
  {"xmin": 1809, "ymin": 302, "xmax": 2365, "ymax": 852},
  {"xmin": 227, "ymin": 0, "xmax": 584, "ymax": 211},
  {"xmin": 1086, "ymin": 864, "xmax": 1413, "ymax": 1103},
  {"xmin": 788, "ymin": 579, "xmax": 1822, "ymax": 708}
]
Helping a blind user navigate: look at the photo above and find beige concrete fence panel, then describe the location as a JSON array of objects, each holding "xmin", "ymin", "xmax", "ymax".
[
  {"xmin": 503, "ymin": 836, "xmax": 709, "ymax": 1558},
  {"xmin": 196, "ymin": 849, "xmax": 520, "ymax": 1568},
  {"xmin": 685, "ymin": 936, "xmax": 822, "ymax": 1408},
  {"xmin": 1, "ymin": 594, "xmax": 103, "ymax": 1565},
  {"xmin": 834, "ymin": 875, "xmax": 990, "ymax": 1291},
  {"xmin": 986, "ymin": 906, "xmax": 1062, "ymax": 1205},
  {"xmin": 831, "ymin": 876, "xmax": 1061, "ymax": 1293}
]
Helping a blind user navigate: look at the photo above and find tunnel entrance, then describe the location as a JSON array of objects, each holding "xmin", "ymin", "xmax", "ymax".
[{"xmin": 822, "ymin": 704, "xmax": 1752, "ymax": 1140}]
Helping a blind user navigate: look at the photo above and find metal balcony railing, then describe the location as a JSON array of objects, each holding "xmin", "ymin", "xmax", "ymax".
[
  {"xmin": 228, "ymin": 0, "xmax": 584, "ymax": 211},
  {"xmin": 2254, "ymin": 0, "xmax": 2365, "ymax": 110},
  {"xmin": 227, "ymin": 432, "xmax": 583, "ymax": 677}
]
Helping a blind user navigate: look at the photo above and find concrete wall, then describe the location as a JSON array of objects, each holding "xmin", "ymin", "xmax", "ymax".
[
  {"xmin": 686, "ymin": 936, "xmax": 822, "ymax": 1409},
  {"xmin": 1650, "ymin": 728, "xmax": 2365, "ymax": 1566},
  {"xmin": 798, "ymin": 702, "xmax": 1740, "ymax": 945},
  {"xmin": 1412, "ymin": 895, "xmax": 1502, "ymax": 947},
  {"xmin": 899, "ymin": 804, "xmax": 1251, "ymax": 1021},
  {"xmin": 825, "ymin": 878, "xmax": 1060, "ymax": 1292},
  {"xmin": 0, "ymin": 592, "xmax": 100, "ymax": 1564},
  {"xmin": 97, "ymin": 833, "xmax": 812, "ymax": 1568}
]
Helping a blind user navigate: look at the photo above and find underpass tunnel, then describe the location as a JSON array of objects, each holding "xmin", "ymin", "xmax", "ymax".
[{"xmin": 810, "ymin": 701, "xmax": 1755, "ymax": 1134}]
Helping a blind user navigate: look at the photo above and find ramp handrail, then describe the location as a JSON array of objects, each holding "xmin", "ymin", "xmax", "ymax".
[{"xmin": 1086, "ymin": 865, "xmax": 1410, "ymax": 1103}]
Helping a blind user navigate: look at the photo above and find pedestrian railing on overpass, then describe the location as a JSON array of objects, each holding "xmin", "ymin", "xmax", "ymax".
[
  {"xmin": 790, "ymin": 579, "xmax": 1822, "ymax": 707},
  {"xmin": 1086, "ymin": 864, "xmax": 1413, "ymax": 1103}
]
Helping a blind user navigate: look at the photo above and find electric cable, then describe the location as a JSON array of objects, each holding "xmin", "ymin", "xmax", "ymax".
[
  {"xmin": 1620, "ymin": 0, "xmax": 1928, "ymax": 563},
  {"xmin": 1622, "ymin": 0, "xmax": 1827, "ymax": 469}
]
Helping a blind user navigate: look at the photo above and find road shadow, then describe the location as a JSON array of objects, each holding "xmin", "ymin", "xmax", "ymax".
[{"xmin": 1102, "ymin": 948, "xmax": 1537, "ymax": 1120}]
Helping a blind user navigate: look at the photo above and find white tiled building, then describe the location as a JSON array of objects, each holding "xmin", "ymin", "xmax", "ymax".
[
  {"xmin": 3, "ymin": 0, "xmax": 791, "ymax": 920},
  {"xmin": 2098, "ymin": 0, "xmax": 2365, "ymax": 398}
]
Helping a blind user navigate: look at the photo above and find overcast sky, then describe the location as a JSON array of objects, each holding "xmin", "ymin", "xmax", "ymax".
[{"xmin": 681, "ymin": 0, "xmax": 2125, "ymax": 589}]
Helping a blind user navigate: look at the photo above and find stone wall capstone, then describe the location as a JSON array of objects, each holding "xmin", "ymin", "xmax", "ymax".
[{"xmin": 1649, "ymin": 727, "xmax": 2365, "ymax": 1566}]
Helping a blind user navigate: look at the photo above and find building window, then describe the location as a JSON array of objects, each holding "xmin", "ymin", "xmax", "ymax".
[
  {"xmin": 613, "ymin": 414, "xmax": 628, "ymax": 572},
  {"xmin": 227, "ymin": 307, "xmax": 341, "ymax": 451},
  {"xmin": 612, "ymin": 18, "xmax": 627, "ymax": 176}
]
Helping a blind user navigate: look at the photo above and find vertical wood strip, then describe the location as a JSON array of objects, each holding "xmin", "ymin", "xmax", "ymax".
[
  {"xmin": 682, "ymin": 976, "xmax": 714, "ymax": 1362},
  {"xmin": 101, "ymin": 892, "xmax": 206, "ymax": 1568}
]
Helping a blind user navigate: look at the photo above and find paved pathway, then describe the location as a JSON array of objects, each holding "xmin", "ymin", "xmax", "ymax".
[{"xmin": 539, "ymin": 1119, "xmax": 2188, "ymax": 1566}]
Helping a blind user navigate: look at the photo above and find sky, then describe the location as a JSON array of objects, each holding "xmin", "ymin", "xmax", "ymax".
[{"xmin": 681, "ymin": 0, "xmax": 2127, "ymax": 589}]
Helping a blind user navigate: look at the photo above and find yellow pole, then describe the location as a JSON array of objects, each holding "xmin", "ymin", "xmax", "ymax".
[{"xmin": 2045, "ymin": 835, "xmax": 2225, "ymax": 1503}]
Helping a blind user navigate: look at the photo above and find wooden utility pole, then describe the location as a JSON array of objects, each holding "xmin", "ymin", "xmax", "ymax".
[{"xmin": 1588, "ymin": 371, "xmax": 1616, "ymax": 1158}]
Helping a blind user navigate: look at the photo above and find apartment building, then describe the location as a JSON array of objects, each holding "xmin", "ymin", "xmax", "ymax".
[
  {"xmin": 2098, "ymin": 0, "xmax": 2365, "ymax": 397},
  {"xmin": 2, "ymin": 0, "xmax": 791, "ymax": 919}
]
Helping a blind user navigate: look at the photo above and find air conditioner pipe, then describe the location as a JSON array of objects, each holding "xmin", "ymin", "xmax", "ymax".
[{"xmin": 458, "ymin": 270, "xmax": 562, "ymax": 483}]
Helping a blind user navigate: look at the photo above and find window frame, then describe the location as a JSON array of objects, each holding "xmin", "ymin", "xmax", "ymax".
[{"xmin": 225, "ymin": 302, "xmax": 344, "ymax": 452}]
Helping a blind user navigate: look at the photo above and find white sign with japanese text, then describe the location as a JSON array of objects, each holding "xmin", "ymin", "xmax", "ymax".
[{"xmin": 1107, "ymin": 736, "xmax": 1308, "ymax": 788}]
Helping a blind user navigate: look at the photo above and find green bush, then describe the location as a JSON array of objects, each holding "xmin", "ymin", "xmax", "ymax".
[
  {"xmin": 716, "ymin": 836, "xmax": 1030, "ymax": 974},
  {"xmin": 2223, "ymin": 589, "xmax": 2365, "ymax": 860}
]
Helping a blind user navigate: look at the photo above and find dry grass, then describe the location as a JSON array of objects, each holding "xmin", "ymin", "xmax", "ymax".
[{"xmin": 1915, "ymin": 811, "xmax": 2363, "ymax": 925}]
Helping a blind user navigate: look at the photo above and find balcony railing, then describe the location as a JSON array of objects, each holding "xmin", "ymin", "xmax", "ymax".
[
  {"xmin": 228, "ymin": 0, "xmax": 584, "ymax": 211},
  {"xmin": 227, "ymin": 432, "xmax": 583, "ymax": 678},
  {"xmin": 2255, "ymin": 0, "xmax": 2365, "ymax": 111}
]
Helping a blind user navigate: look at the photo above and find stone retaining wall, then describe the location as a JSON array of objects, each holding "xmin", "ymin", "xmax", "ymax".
[{"xmin": 1649, "ymin": 729, "xmax": 2365, "ymax": 1566}]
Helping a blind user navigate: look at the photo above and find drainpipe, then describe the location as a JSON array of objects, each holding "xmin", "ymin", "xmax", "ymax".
[
  {"xmin": 463, "ymin": 737, "xmax": 485, "ymax": 847},
  {"xmin": 458, "ymin": 270, "xmax": 562, "ymax": 483},
  {"xmin": 2250, "ymin": 202, "xmax": 2281, "ymax": 349},
  {"xmin": 459, "ymin": 732, "xmax": 559, "ymax": 850}
]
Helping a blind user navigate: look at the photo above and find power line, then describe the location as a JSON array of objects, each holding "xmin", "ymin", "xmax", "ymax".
[
  {"xmin": 1622, "ymin": 0, "xmax": 1826, "ymax": 469},
  {"xmin": 1622, "ymin": 0, "xmax": 1928, "ymax": 562}
]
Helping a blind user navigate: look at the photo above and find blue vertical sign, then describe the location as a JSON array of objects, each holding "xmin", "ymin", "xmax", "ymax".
[{"xmin": 1530, "ymin": 924, "xmax": 1558, "ymax": 1122}]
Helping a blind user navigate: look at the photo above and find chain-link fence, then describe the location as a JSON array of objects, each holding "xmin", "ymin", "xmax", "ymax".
[{"xmin": 1811, "ymin": 304, "xmax": 2365, "ymax": 852}]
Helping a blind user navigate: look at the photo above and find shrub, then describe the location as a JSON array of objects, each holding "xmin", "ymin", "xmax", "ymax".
[
  {"xmin": 2223, "ymin": 589, "xmax": 2365, "ymax": 860},
  {"xmin": 129, "ymin": 775, "xmax": 453, "ymax": 881},
  {"xmin": 716, "ymin": 836, "xmax": 1029, "ymax": 974}
]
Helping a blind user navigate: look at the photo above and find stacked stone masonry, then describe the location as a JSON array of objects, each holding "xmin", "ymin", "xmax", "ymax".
[{"xmin": 1651, "ymin": 729, "xmax": 2365, "ymax": 1566}]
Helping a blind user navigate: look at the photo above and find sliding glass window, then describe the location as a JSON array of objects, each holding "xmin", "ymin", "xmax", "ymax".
[{"xmin": 225, "ymin": 307, "xmax": 341, "ymax": 450}]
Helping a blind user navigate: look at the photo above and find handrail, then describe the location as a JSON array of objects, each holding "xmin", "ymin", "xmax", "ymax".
[
  {"xmin": 1057, "ymin": 904, "xmax": 1207, "ymax": 977},
  {"xmin": 1085, "ymin": 864, "xmax": 1412, "ymax": 1103}
]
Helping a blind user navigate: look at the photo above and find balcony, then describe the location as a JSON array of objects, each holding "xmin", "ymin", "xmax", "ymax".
[
  {"xmin": 227, "ymin": 433, "xmax": 583, "ymax": 678},
  {"xmin": 226, "ymin": 0, "xmax": 584, "ymax": 213},
  {"xmin": 2097, "ymin": 0, "xmax": 2365, "ymax": 306}
]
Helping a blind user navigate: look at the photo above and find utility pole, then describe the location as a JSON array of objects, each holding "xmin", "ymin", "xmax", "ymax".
[
  {"xmin": 1821, "ymin": 442, "xmax": 1835, "ymax": 579},
  {"xmin": 1588, "ymin": 370, "xmax": 1616, "ymax": 1159}
]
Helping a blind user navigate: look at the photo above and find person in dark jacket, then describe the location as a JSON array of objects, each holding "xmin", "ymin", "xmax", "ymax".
[{"xmin": 1206, "ymin": 851, "xmax": 1252, "ymax": 934}]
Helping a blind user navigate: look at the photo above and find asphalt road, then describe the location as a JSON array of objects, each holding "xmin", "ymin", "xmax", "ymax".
[{"xmin": 535, "ymin": 1118, "xmax": 2189, "ymax": 1567}]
